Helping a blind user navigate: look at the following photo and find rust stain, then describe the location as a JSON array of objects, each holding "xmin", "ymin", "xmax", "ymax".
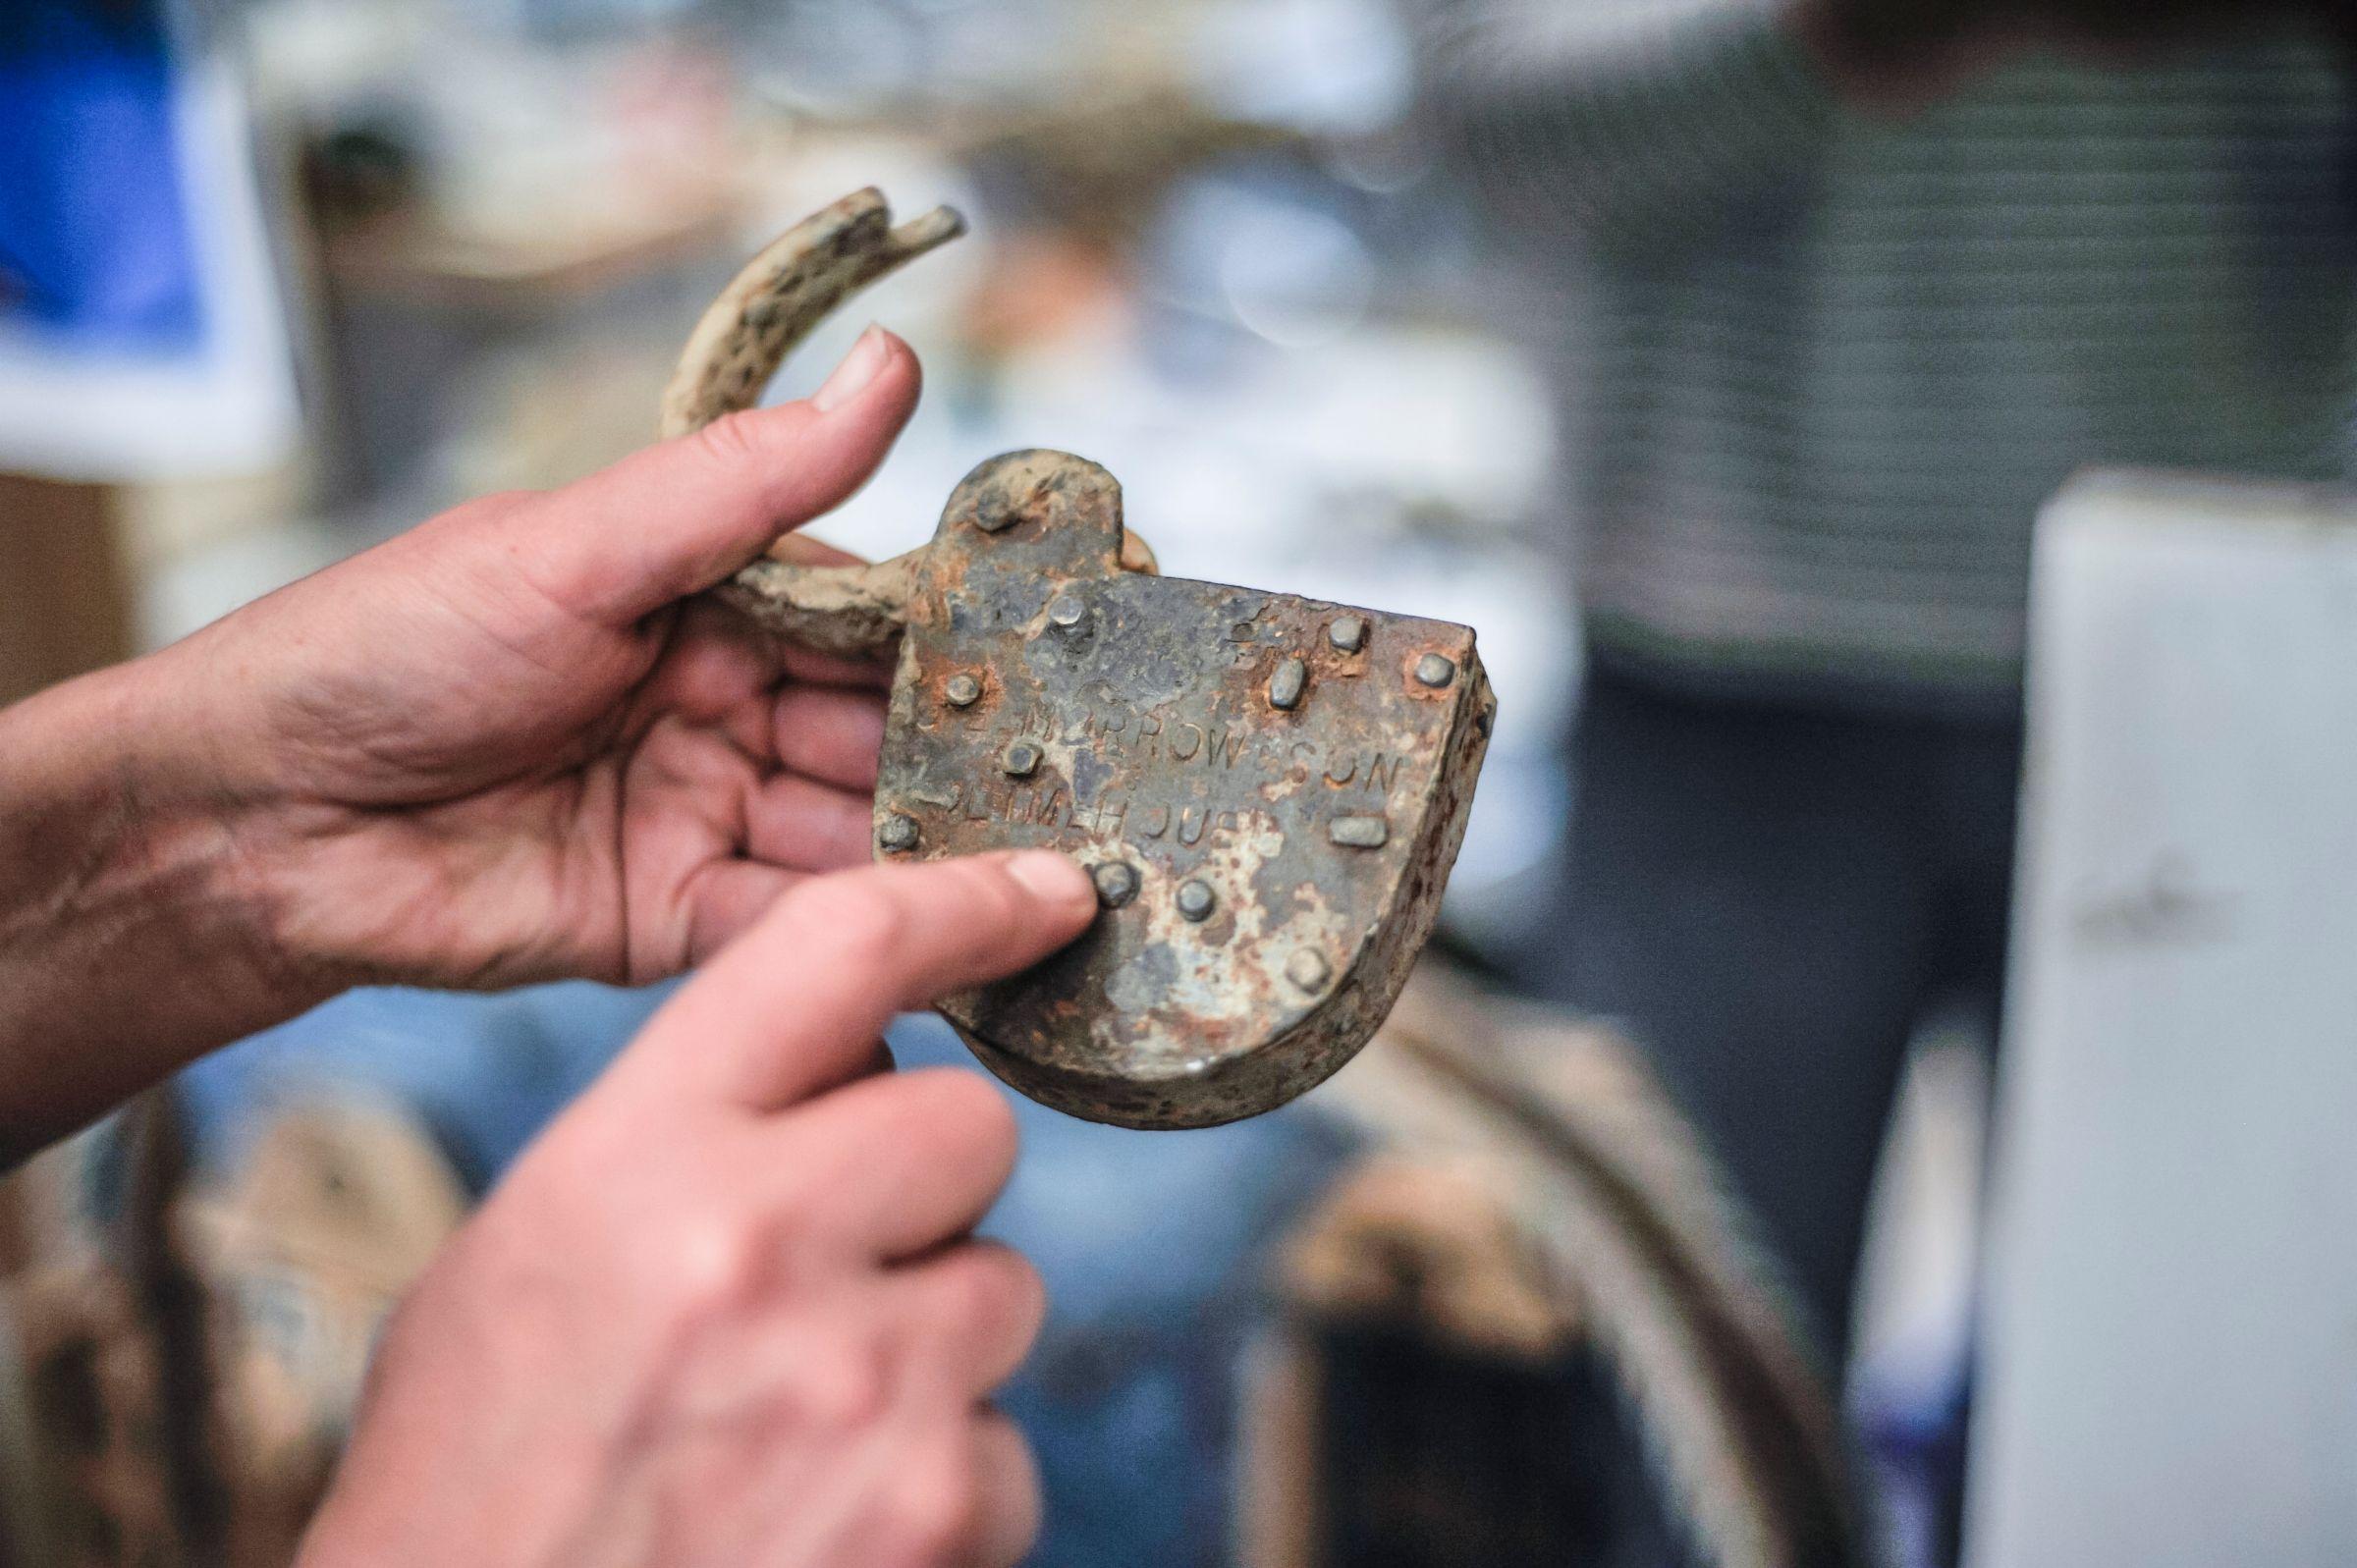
[
  {"xmin": 659, "ymin": 190, "xmax": 1497, "ymax": 1129},
  {"xmin": 886, "ymin": 452, "xmax": 1494, "ymax": 1129}
]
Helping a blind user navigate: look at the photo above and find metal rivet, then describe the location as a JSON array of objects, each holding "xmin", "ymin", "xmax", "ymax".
[
  {"xmin": 1047, "ymin": 594, "xmax": 1087, "ymax": 630},
  {"xmin": 1286, "ymin": 949, "xmax": 1333, "ymax": 993},
  {"xmin": 1329, "ymin": 815, "xmax": 1391, "ymax": 848},
  {"xmin": 1413, "ymin": 653, "xmax": 1457, "ymax": 689},
  {"xmin": 973, "ymin": 497, "xmax": 1016, "ymax": 533},
  {"xmin": 1269, "ymin": 657, "xmax": 1308, "ymax": 712},
  {"xmin": 879, "ymin": 813, "xmax": 920, "ymax": 852},
  {"xmin": 944, "ymin": 673, "xmax": 982, "ymax": 708},
  {"xmin": 1329, "ymin": 616, "xmax": 1368, "ymax": 654},
  {"xmin": 1176, "ymin": 880, "xmax": 1216, "ymax": 922},
  {"xmin": 1002, "ymin": 740, "xmax": 1043, "ymax": 778},
  {"xmin": 1093, "ymin": 862, "xmax": 1140, "ymax": 909}
]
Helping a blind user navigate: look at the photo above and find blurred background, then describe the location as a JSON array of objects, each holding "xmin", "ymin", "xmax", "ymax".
[{"xmin": 1, "ymin": 1, "xmax": 2351, "ymax": 1566}]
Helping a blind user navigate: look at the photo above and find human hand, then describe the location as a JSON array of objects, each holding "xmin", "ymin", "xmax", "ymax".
[
  {"xmin": 170, "ymin": 325, "xmax": 921, "ymax": 996},
  {"xmin": 298, "ymin": 848, "xmax": 1099, "ymax": 1568},
  {"xmin": 0, "ymin": 329, "xmax": 934, "ymax": 1150}
]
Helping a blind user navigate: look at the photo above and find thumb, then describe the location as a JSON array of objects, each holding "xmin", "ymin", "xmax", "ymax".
[
  {"xmin": 510, "ymin": 326, "xmax": 919, "ymax": 624},
  {"xmin": 598, "ymin": 850, "xmax": 1099, "ymax": 1116}
]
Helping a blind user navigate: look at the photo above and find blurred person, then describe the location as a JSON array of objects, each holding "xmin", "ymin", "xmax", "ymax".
[
  {"xmin": 0, "ymin": 327, "xmax": 1097, "ymax": 1568},
  {"xmin": 1414, "ymin": 0, "xmax": 2354, "ymax": 1558}
]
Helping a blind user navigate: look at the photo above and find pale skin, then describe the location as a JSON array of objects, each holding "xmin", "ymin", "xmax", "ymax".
[{"xmin": 0, "ymin": 327, "xmax": 1094, "ymax": 1567}]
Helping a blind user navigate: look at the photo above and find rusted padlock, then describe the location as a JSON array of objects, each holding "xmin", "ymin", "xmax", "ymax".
[{"xmin": 661, "ymin": 190, "xmax": 1494, "ymax": 1129}]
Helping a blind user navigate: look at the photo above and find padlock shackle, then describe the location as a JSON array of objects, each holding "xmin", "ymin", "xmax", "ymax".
[
  {"xmin": 662, "ymin": 189, "xmax": 1152, "ymax": 655},
  {"xmin": 659, "ymin": 188, "xmax": 963, "ymax": 443},
  {"xmin": 714, "ymin": 553, "xmax": 918, "ymax": 657}
]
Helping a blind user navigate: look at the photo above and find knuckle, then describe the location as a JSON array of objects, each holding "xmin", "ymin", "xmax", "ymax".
[
  {"xmin": 781, "ymin": 1322, "xmax": 892, "ymax": 1433},
  {"xmin": 875, "ymin": 1070, "xmax": 1020, "ymax": 1204},
  {"xmin": 989, "ymin": 1250, "xmax": 1048, "ymax": 1337},
  {"xmin": 757, "ymin": 1166, "xmax": 828, "ymax": 1252},
  {"xmin": 923, "ymin": 1254, "xmax": 994, "ymax": 1334},
  {"xmin": 908, "ymin": 1068, "xmax": 1018, "ymax": 1153},
  {"xmin": 950, "ymin": 1246, "xmax": 1046, "ymax": 1361},
  {"xmin": 887, "ymin": 1450, "xmax": 981, "ymax": 1561},
  {"xmin": 794, "ymin": 881, "xmax": 909, "ymax": 975},
  {"xmin": 667, "ymin": 1214, "xmax": 769, "ymax": 1317},
  {"xmin": 689, "ymin": 406, "xmax": 798, "ymax": 467},
  {"xmin": 691, "ymin": 410, "xmax": 758, "ymax": 464},
  {"xmin": 944, "ymin": 856, "xmax": 1034, "ymax": 935},
  {"xmin": 964, "ymin": 1080, "xmax": 1021, "ymax": 1163},
  {"xmin": 976, "ymin": 1416, "xmax": 1044, "ymax": 1558}
]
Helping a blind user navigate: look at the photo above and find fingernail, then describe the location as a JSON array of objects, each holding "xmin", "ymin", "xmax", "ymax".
[
  {"xmin": 1004, "ymin": 850, "xmax": 1092, "ymax": 904},
  {"xmin": 811, "ymin": 325, "xmax": 892, "ymax": 413}
]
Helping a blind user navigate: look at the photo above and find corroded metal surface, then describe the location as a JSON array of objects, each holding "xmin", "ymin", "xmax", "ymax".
[
  {"xmin": 658, "ymin": 188, "xmax": 963, "ymax": 443},
  {"xmin": 663, "ymin": 191, "xmax": 1496, "ymax": 1128},
  {"xmin": 873, "ymin": 452, "xmax": 1494, "ymax": 1128}
]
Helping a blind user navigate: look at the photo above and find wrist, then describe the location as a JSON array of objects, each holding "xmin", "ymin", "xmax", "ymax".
[{"xmin": 0, "ymin": 656, "xmax": 329, "ymax": 1153}]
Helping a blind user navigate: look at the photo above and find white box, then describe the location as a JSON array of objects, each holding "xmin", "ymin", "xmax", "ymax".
[{"xmin": 1971, "ymin": 471, "xmax": 2357, "ymax": 1568}]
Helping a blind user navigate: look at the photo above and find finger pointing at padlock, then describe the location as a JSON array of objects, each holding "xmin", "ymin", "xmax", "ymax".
[{"xmin": 656, "ymin": 190, "xmax": 1497, "ymax": 1130}]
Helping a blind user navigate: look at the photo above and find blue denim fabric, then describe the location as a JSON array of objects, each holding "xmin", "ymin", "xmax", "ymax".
[
  {"xmin": 175, "ymin": 985, "xmax": 1347, "ymax": 1567},
  {"xmin": 172, "ymin": 981, "xmax": 676, "ymax": 1193}
]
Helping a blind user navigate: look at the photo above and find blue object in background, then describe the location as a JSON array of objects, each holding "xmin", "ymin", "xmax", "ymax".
[
  {"xmin": 0, "ymin": 0, "xmax": 204, "ymax": 348},
  {"xmin": 177, "ymin": 983, "xmax": 1349, "ymax": 1566},
  {"xmin": 172, "ymin": 981, "xmax": 678, "ymax": 1194}
]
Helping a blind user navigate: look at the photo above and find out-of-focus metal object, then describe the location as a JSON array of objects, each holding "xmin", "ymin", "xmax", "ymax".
[
  {"xmin": 0, "ymin": 1090, "xmax": 464, "ymax": 1568},
  {"xmin": 659, "ymin": 190, "xmax": 1494, "ymax": 1129},
  {"xmin": 1240, "ymin": 969, "xmax": 1870, "ymax": 1568}
]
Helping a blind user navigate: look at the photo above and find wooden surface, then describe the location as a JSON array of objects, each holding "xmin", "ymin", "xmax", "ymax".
[
  {"xmin": 0, "ymin": 472, "xmax": 137, "ymax": 1568},
  {"xmin": 0, "ymin": 474, "xmax": 135, "ymax": 707}
]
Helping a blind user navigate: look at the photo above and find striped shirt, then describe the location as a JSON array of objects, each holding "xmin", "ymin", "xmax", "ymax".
[{"xmin": 1417, "ymin": 2, "xmax": 2357, "ymax": 713}]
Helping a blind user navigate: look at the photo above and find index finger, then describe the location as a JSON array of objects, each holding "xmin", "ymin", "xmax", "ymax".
[{"xmin": 601, "ymin": 850, "xmax": 1098, "ymax": 1115}]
